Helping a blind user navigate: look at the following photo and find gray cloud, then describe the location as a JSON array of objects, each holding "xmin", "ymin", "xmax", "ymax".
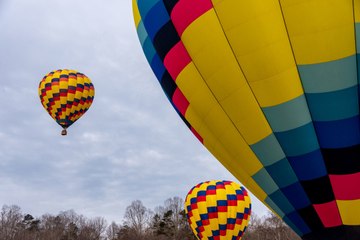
[{"xmin": 0, "ymin": 0, "xmax": 268, "ymax": 224}]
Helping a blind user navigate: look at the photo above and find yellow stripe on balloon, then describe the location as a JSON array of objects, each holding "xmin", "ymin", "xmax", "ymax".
[
  {"xmin": 280, "ymin": 0, "xmax": 355, "ymax": 64},
  {"xmin": 179, "ymin": 12, "xmax": 272, "ymax": 145},
  {"xmin": 210, "ymin": 0, "xmax": 304, "ymax": 107},
  {"xmin": 337, "ymin": 199, "xmax": 360, "ymax": 225}
]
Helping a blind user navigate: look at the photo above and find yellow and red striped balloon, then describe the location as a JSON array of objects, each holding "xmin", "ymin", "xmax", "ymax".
[
  {"xmin": 185, "ymin": 180, "xmax": 251, "ymax": 240},
  {"xmin": 38, "ymin": 69, "xmax": 95, "ymax": 135}
]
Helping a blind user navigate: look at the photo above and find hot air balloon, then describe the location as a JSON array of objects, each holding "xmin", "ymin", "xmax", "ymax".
[
  {"xmin": 133, "ymin": 0, "xmax": 360, "ymax": 239},
  {"xmin": 185, "ymin": 180, "xmax": 251, "ymax": 240},
  {"xmin": 38, "ymin": 69, "xmax": 95, "ymax": 135}
]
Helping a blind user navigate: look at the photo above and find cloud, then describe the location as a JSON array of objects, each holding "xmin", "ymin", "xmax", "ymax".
[{"xmin": 0, "ymin": 0, "xmax": 269, "ymax": 224}]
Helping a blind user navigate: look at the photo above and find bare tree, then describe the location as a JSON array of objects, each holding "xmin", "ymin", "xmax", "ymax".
[
  {"xmin": 0, "ymin": 205, "xmax": 23, "ymax": 240},
  {"xmin": 106, "ymin": 221, "xmax": 120, "ymax": 240},
  {"xmin": 242, "ymin": 211, "xmax": 301, "ymax": 240},
  {"xmin": 123, "ymin": 200, "xmax": 152, "ymax": 240}
]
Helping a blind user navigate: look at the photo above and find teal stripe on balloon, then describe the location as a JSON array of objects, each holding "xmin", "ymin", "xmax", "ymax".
[
  {"xmin": 262, "ymin": 95, "xmax": 312, "ymax": 132},
  {"xmin": 268, "ymin": 190, "xmax": 295, "ymax": 215},
  {"xmin": 298, "ymin": 55, "xmax": 357, "ymax": 93},
  {"xmin": 143, "ymin": 37, "xmax": 156, "ymax": 64},
  {"xmin": 252, "ymin": 168, "xmax": 279, "ymax": 195},
  {"xmin": 250, "ymin": 133, "xmax": 286, "ymax": 166},
  {"xmin": 275, "ymin": 122, "xmax": 320, "ymax": 156},
  {"xmin": 137, "ymin": 0, "xmax": 161, "ymax": 17},
  {"xmin": 137, "ymin": 21, "xmax": 148, "ymax": 46},
  {"xmin": 266, "ymin": 159, "xmax": 298, "ymax": 188},
  {"xmin": 265, "ymin": 197, "xmax": 285, "ymax": 218},
  {"xmin": 306, "ymin": 86, "xmax": 359, "ymax": 121}
]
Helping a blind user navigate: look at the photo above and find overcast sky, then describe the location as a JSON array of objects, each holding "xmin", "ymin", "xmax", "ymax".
[{"xmin": 0, "ymin": 0, "xmax": 268, "ymax": 223}]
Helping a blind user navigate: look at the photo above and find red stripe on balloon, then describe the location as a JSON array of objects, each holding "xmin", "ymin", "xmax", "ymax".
[
  {"xmin": 172, "ymin": 88, "xmax": 189, "ymax": 116},
  {"xmin": 164, "ymin": 41, "xmax": 191, "ymax": 80},
  {"xmin": 191, "ymin": 127, "xmax": 204, "ymax": 143},
  {"xmin": 330, "ymin": 172, "xmax": 360, "ymax": 200},
  {"xmin": 171, "ymin": 0, "xmax": 213, "ymax": 36},
  {"xmin": 313, "ymin": 201, "xmax": 342, "ymax": 227}
]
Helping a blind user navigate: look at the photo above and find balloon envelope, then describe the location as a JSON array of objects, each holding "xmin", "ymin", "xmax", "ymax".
[
  {"xmin": 133, "ymin": 0, "xmax": 360, "ymax": 239},
  {"xmin": 185, "ymin": 180, "xmax": 251, "ymax": 240},
  {"xmin": 38, "ymin": 69, "xmax": 95, "ymax": 134}
]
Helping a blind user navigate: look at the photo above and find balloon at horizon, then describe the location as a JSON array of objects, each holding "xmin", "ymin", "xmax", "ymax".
[
  {"xmin": 38, "ymin": 69, "xmax": 95, "ymax": 135},
  {"xmin": 132, "ymin": 0, "xmax": 360, "ymax": 239},
  {"xmin": 185, "ymin": 180, "xmax": 251, "ymax": 240}
]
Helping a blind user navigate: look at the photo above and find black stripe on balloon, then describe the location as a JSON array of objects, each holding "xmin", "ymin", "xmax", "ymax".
[
  {"xmin": 302, "ymin": 226, "xmax": 360, "ymax": 240},
  {"xmin": 163, "ymin": 0, "xmax": 180, "ymax": 14},
  {"xmin": 322, "ymin": 145, "xmax": 360, "ymax": 174},
  {"xmin": 51, "ymin": 78, "xmax": 59, "ymax": 83},
  {"xmin": 301, "ymin": 176, "xmax": 334, "ymax": 204},
  {"xmin": 153, "ymin": 21, "xmax": 180, "ymax": 60},
  {"xmin": 179, "ymin": 110, "xmax": 191, "ymax": 129},
  {"xmin": 160, "ymin": 71, "xmax": 191, "ymax": 129},
  {"xmin": 298, "ymin": 206, "xmax": 324, "ymax": 231},
  {"xmin": 160, "ymin": 71, "xmax": 177, "ymax": 99}
]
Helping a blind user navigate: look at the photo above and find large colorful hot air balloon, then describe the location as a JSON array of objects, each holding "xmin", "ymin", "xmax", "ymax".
[
  {"xmin": 133, "ymin": 0, "xmax": 360, "ymax": 239},
  {"xmin": 185, "ymin": 180, "xmax": 251, "ymax": 240},
  {"xmin": 38, "ymin": 69, "xmax": 95, "ymax": 135}
]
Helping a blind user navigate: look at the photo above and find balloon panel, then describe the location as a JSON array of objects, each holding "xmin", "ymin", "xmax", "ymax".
[
  {"xmin": 185, "ymin": 180, "xmax": 251, "ymax": 240},
  {"xmin": 38, "ymin": 69, "xmax": 95, "ymax": 129},
  {"xmin": 133, "ymin": 0, "xmax": 360, "ymax": 239}
]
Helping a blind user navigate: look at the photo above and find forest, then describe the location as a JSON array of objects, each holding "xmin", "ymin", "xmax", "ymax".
[{"xmin": 0, "ymin": 197, "xmax": 300, "ymax": 240}]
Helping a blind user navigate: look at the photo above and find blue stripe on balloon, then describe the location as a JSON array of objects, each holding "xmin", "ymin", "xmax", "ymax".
[
  {"xmin": 298, "ymin": 55, "xmax": 357, "ymax": 93},
  {"xmin": 282, "ymin": 182, "xmax": 310, "ymax": 210},
  {"xmin": 267, "ymin": 190, "xmax": 295, "ymax": 215},
  {"xmin": 142, "ymin": 1, "xmax": 170, "ymax": 41},
  {"xmin": 237, "ymin": 212, "xmax": 244, "ymax": 219},
  {"xmin": 150, "ymin": 54, "xmax": 165, "ymax": 81},
  {"xmin": 207, "ymin": 207, "xmax": 217, "ymax": 213},
  {"xmin": 288, "ymin": 149, "xmax": 327, "ymax": 180},
  {"xmin": 274, "ymin": 122, "xmax": 320, "ymax": 156},
  {"xmin": 219, "ymin": 224, "xmax": 227, "ymax": 230},
  {"xmin": 306, "ymin": 86, "xmax": 358, "ymax": 121},
  {"xmin": 136, "ymin": 0, "xmax": 161, "ymax": 19},
  {"xmin": 143, "ymin": 37, "xmax": 156, "ymax": 64},
  {"xmin": 264, "ymin": 197, "xmax": 285, "ymax": 218},
  {"xmin": 217, "ymin": 200, "xmax": 227, "ymax": 206},
  {"xmin": 266, "ymin": 159, "xmax": 298, "ymax": 188},
  {"xmin": 282, "ymin": 215, "xmax": 304, "ymax": 237},
  {"xmin": 197, "ymin": 190, "xmax": 206, "ymax": 196},
  {"xmin": 286, "ymin": 211, "xmax": 311, "ymax": 235},
  {"xmin": 227, "ymin": 194, "xmax": 237, "ymax": 200},
  {"xmin": 313, "ymin": 115, "xmax": 360, "ymax": 148},
  {"xmin": 227, "ymin": 218, "xmax": 236, "ymax": 224}
]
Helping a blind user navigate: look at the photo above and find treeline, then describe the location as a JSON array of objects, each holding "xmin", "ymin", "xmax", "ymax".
[{"xmin": 0, "ymin": 197, "xmax": 300, "ymax": 240}]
